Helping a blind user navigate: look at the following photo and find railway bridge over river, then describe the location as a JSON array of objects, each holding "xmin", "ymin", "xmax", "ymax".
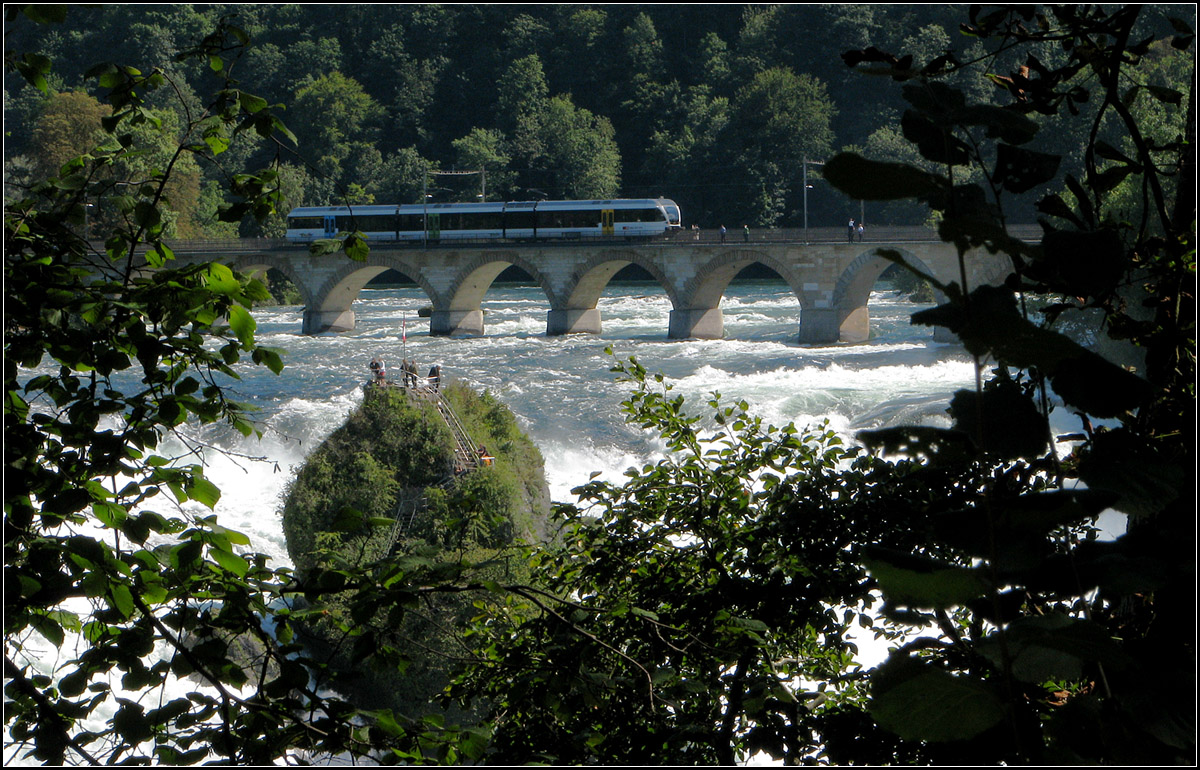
[{"xmin": 170, "ymin": 226, "xmax": 1034, "ymax": 344}]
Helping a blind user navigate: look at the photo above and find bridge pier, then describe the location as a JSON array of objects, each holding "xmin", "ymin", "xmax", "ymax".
[
  {"xmin": 303, "ymin": 308, "xmax": 355, "ymax": 335},
  {"xmin": 547, "ymin": 308, "xmax": 602, "ymax": 336},
  {"xmin": 668, "ymin": 307, "xmax": 724, "ymax": 340},
  {"xmin": 839, "ymin": 306, "xmax": 870, "ymax": 344},
  {"xmin": 430, "ymin": 309, "xmax": 484, "ymax": 337},
  {"xmin": 798, "ymin": 308, "xmax": 841, "ymax": 345}
]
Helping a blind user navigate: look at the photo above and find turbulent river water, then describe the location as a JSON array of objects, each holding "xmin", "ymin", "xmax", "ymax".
[{"xmin": 199, "ymin": 279, "xmax": 983, "ymax": 569}]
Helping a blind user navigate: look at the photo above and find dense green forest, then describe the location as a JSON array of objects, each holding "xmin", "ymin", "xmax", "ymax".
[{"xmin": 5, "ymin": 4, "xmax": 1191, "ymax": 234}]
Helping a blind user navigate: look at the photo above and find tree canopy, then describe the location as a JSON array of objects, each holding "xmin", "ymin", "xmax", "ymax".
[{"xmin": 9, "ymin": 5, "xmax": 1190, "ymax": 229}]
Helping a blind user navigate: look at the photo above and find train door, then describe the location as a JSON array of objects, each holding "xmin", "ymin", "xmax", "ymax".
[
  {"xmin": 601, "ymin": 209, "xmax": 614, "ymax": 236},
  {"xmin": 427, "ymin": 212, "xmax": 441, "ymax": 241},
  {"xmin": 323, "ymin": 214, "xmax": 338, "ymax": 238}
]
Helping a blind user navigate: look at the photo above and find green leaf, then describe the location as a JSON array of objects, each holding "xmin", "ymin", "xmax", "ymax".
[
  {"xmin": 343, "ymin": 232, "xmax": 370, "ymax": 262},
  {"xmin": 15, "ymin": 53, "xmax": 52, "ymax": 93},
  {"xmin": 822, "ymin": 152, "xmax": 945, "ymax": 201},
  {"xmin": 228, "ymin": 305, "xmax": 256, "ymax": 348},
  {"xmin": 205, "ymin": 262, "xmax": 241, "ymax": 295},
  {"xmin": 309, "ymin": 239, "xmax": 343, "ymax": 257},
  {"xmin": 1078, "ymin": 430, "xmax": 1185, "ymax": 518},
  {"xmin": 934, "ymin": 490, "xmax": 1118, "ymax": 556},
  {"xmin": 21, "ymin": 5, "xmax": 69, "ymax": 23},
  {"xmin": 863, "ymin": 548, "xmax": 991, "ymax": 609},
  {"xmin": 912, "ymin": 285, "xmax": 1150, "ymax": 417},
  {"xmin": 992, "ymin": 143, "xmax": 1061, "ymax": 193},
  {"xmin": 856, "ymin": 425, "xmax": 978, "ymax": 466},
  {"xmin": 211, "ymin": 547, "xmax": 248, "ymax": 578},
  {"xmin": 976, "ymin": 615, "xmax": 1128, "ymax": 684},
  {"xmin": 901, "ymin": 110, "xmax": 971, "ymax": 165},
  {"xmin": 92, "ymin": 501, "xmax": 128, "ymax": 528},
  {"xmin": 30, "ymin": 612, "xmax": 66, "ymax": 647},
  {"xmin": 870, "ymin": 658, "xmax": 1007, "ymax": 742},
  {"xmin": 238, "ymin": 91, "xmax": 268, "ymax": 114},
  {"xmin": 948, "ymin": 379, "xmax": 1048, "ymax": 460},
  {"xmin": 109, "ymin": 582, "xmax": 135, "ymax": 619},
  {"xmin": 186, "ymin": 476, "xmax": 221, "ymax": 509},
  {"xmin": 1029, "ymin": 227, "xmax": 1125, "ymax": 298}
]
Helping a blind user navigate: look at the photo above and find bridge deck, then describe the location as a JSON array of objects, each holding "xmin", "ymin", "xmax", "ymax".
[{"xmin": 123, "ymin": 225, "xmax": 1039, "ymax": 259}]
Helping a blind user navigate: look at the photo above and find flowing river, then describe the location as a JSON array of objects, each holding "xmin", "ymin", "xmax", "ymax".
[{"xmin": 200, "ymin": 278, "xmax": 981, "ymax": 568}]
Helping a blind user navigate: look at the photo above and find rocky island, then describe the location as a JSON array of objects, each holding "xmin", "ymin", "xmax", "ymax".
[{"xmin": 280, "ymin": 376, "xmax": 551, "ymax": 717}]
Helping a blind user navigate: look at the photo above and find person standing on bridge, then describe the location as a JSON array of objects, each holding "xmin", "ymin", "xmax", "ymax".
[
  {"xmin": 847, "ymin": 219, "xmax": 855, "ymax": 243},
  {"xmin": 743, "ymin": 224, "xmax": 750, "ymax": 242},
  {"xmin": 720, "ymin": 224, "xmax": 727, "ymax": 243},
  {"xmin": 857, "ymin": 222, "xmax": 865, "ymax": 242}
]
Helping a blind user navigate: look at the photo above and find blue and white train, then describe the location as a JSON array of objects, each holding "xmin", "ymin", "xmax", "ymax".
[{"xmin": 285, "ymin": 198, "xmax": 682, "ymax": 242}]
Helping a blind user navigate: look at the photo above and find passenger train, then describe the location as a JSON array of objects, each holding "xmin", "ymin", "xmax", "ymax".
[{"xmin": 285, "ymin": 198, "xmax": 682, "ymax": 242}]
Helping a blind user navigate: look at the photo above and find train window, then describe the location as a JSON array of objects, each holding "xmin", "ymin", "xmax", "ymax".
[
  {"xmin": 543, "ymin": 209, "xmax": 599, "ymax": 228},
  {"xmin": 505, "ymin": 210, "xmax": 536, "ymax": 230},
  {"xmin": 359, "ymin": 215, "xmax": 394, "ymax": 231},
  {"xmin": 457, "ymin": 211, "xmax": 503, "ymax": 231},
  {"xmin": 614, "ymin": 207, "xmax": 661, "ymax": 223},
  {"xmin": 288, "ymin": 216, "xmax": 324, "ymax": 230}
]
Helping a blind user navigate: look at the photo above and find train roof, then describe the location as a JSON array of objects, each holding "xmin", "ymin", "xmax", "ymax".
[{"xmin": 288, "ymin": 198, "xmax": 678, "ymax": 217}]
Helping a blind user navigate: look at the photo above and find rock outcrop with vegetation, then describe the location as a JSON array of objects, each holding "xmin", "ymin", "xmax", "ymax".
[{"xmin": 280, "ymin": 381, "xmax": 550, "ymax": 717}]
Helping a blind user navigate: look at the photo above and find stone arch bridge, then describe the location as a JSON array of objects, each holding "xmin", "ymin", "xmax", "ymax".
[{"xmin": 172, "ymin": 231, "xmax": 1019, "ymax": 344}]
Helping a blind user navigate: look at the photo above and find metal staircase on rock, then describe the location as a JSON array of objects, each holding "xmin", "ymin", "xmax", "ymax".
[{"xmin": 379, "ymin": 382, "xmax": 483, "ymax": 555}]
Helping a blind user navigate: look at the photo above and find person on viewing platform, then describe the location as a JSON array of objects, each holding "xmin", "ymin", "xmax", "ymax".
[{"xmin": 369, "ymin": 357, "xmax": 386, "ymax": 385}]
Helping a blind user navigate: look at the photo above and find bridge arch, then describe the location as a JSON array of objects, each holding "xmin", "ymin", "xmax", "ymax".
[
  {"xmin": 433, "ymin": 251, "xmax": 554, "ymax": 336},
  {"xmin": 548, "ymin": 249, "xmax": 677, "ymax": 336},
  {"xmin": 670, "ymin": 248, "xmax": 804, "ymax": 339},
  {"xmin": 229, "ymin": 254, "xmax": 315, "ymax": 307},
  {"xmin": 306, "ymin": 254, "xmax": 439, "ymax": 334},
  {"xmin": 830, "ymin": 247, "xmax": 947, "ymax": 343},
  {"xmin": 560, "ymin": 249, "xmax": 677, "ymax": 308}
]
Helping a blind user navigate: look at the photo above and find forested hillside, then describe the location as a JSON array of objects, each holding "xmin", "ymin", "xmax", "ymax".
[{"xmin": 5, "ymin": 4, "xmax": 1191, "ymax": 235}]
